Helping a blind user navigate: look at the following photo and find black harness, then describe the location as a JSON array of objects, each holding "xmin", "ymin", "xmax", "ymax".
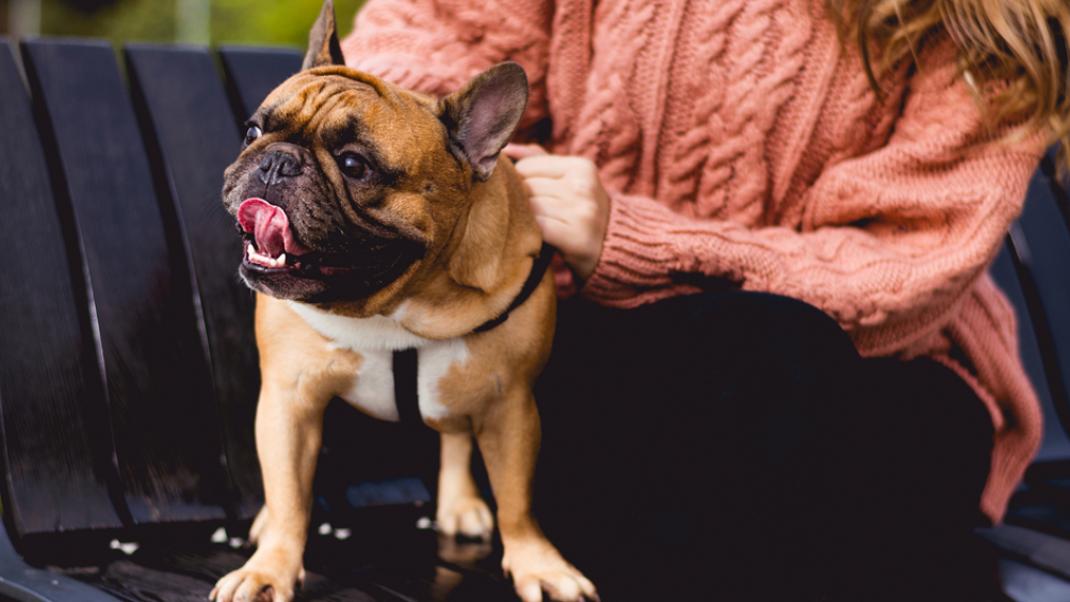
[{"xmin": 392, "ymin": 243, "xmax": 555, "ymax": 426}]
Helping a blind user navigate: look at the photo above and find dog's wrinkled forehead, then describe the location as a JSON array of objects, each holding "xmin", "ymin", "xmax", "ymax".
[{"xmin": 256, "ymin": 67, "xmax": 442, "ymax": 172}]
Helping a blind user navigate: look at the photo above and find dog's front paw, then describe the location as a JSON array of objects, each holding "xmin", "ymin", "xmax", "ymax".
[
  {"xmin": 436, "ymin": 495, "xmax": 494, "ymax": 541},
  {"xmin": 503, "ymin": 539, "xmax": 598, "ymax": 602},
  {"xmin": 210, "ymin": 549, "xmax": 304, "ymax": 602}
]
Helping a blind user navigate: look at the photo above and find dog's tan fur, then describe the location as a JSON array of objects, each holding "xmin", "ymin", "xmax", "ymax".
[{"xmin": 209, "ymin": 3, "xmax": 594, "ymax": 602}]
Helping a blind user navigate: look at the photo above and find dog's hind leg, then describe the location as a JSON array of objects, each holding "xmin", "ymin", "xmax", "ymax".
[
  {"xmin": 436, "ymin": 431, "xmax": 495, "ymax": 540},
  {"xmin": 474, "ymin": 391, "xmax": 598, "ymax": 602},
  {"xmin": 248, "ymin": 505, "xmax": 269, "ymax": 545}
]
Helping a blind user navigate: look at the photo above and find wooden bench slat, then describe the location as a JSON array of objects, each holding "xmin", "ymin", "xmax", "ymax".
[
  {"xmin": 0, "ymin": 521, "xmax": 122, "ymax": 601},
  {"xmin": 1006, "ymin": 153, "xmax": 1070, "ymax": 459},
  {"xmin": 124, "ymin": 44, "xmax": 262, "ymax": 519},
  {"xmin": 61, "ymin": 506, "xmax": 516, "ymax": 601},
  {"xmin": 22, "ymin": 39, "xmax": 229, "ymax": 524},
  {"xmin": 992, "ymin": 243, "xmax": 1070, "ymax": 462},
  {"xmin": 0, "ymin": 39, "xmax": 124, "ymax": 535},
  {"xmin": 217, "ymin": 47, "xmax": 303, "ymax": 118}
]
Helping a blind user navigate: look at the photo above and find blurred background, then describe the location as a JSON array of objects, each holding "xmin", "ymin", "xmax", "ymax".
[{"xmin": 0, "ymin": 0, "xmax": 364, "ymax": 47}]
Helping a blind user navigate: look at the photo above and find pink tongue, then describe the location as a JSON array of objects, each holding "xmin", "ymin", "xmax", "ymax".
[{"xmin": 237, "ymin": 198, "xmax": 308, "ymax": 257}]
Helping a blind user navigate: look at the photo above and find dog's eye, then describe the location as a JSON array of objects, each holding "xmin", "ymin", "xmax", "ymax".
[
  {"xmin": 339, "ymin": 153, "xmax": 370, "ymax": 180},
  {"xmin": 243, "ymin": 125, "xmax": 262, "ymax": 146}
]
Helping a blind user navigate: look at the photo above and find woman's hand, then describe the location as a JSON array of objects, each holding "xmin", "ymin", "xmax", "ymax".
[{"xmin": 505, "ymin": 144, "xmax": 611, "ymax": 281}]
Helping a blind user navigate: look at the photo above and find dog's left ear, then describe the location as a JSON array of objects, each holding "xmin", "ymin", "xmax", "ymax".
[
  {"xmin": 439, "ymin": 62, "xmax": 529, "ymax": 181},
  {"xmin": 303, "ymin": 0, "xmax": 345, "ymax": 70}
]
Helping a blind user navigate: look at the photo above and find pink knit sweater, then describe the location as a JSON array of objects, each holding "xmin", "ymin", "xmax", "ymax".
[{"xmin": 342, "ymin": 0, "xmax": 1046, "ymax": 522}]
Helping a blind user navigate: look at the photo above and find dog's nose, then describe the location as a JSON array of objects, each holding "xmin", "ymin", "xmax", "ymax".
[{"xmin": 257, "ymin": 150, "xmax": 303, "ymax": 185}]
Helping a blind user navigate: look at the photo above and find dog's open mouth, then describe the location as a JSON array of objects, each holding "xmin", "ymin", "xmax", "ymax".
[
  {"xmin": 237, "ymin": 197, "xmax": 352, "ymax": 277},
  {"xmin": 238, "ymin": 198, "xmax": 308, "ymax": 271},
  {"xmin": 235, "ymin": 197, "xmax": 422, "ymax": 299}
]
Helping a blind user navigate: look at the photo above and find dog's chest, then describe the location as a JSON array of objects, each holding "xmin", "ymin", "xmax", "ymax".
[{"xmin": 288, "ymin": 302, "xmax": 469, "ymax": 422}]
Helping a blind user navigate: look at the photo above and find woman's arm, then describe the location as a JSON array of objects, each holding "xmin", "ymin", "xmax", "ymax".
[
  {"xmin": 576, "ymin": 40, "xmax": 1046, "ymax": 356},
  {"xmin": 340, "ymin": 0, "xmax": 552, "ymax": 137}
]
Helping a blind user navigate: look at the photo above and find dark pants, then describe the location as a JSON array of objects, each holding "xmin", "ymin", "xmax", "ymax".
[{"xmin": 533, "ymin": 292, "xmax": 1000, "ymax": 601}]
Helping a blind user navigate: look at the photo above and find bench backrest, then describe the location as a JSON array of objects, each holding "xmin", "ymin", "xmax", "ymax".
[
  {"xmin": 991, "ymin": 151, "xmax": 1070, "ymax": 464},
  {"xmin": 0, "ymin": 39, "xmax": 434, "ymax": 548}
]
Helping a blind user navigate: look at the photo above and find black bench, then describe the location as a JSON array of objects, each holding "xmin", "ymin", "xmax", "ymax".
[{"xmin": 0, "ymin": 37, "xmax": 1068, "ymax": 601}]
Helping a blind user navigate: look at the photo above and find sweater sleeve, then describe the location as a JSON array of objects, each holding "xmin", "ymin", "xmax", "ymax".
[
  {"xmin": 340, "ymin": 0, "xmax": 552, "ymax": 136},
  {"xmin": 583, "ymin": 42, "xmax": 1047, "ymax": 356}
]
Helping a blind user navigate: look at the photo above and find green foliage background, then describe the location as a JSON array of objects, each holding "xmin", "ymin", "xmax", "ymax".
[{"xmin": 34, "ymin": 0, "xmax": 364, "ymax": 47}]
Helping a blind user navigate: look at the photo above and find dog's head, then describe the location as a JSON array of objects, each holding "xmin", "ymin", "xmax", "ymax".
[{"xmin": 222, "ymin": 0, "xmax": 528, "ymax": 309}]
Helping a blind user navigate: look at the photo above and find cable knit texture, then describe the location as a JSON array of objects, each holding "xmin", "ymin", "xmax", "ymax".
[{"xmin": 343, "ymin": 0, "xmax": 1047, "ymax": 522}]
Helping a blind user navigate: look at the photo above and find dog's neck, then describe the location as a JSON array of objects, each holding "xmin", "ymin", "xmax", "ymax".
[
  {"xmin": 396, "ymin": 158, "xmax": 544, "ymax": 339},
  {"xmin": 298, "ymin": 158, "xmax": 545, "ymax": 341}
]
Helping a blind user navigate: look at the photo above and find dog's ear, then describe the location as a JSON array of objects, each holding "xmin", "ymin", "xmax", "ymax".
[
  {"xmin": 303, "ymin": 0, "xmax": 345, "ymax": 70},
  {"xmin": 438, "ymin": 62, "xmax": 529, "ymax": 181}
]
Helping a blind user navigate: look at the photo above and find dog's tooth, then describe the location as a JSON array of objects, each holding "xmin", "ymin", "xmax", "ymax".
[
  {"xmin": 247, "ymin": 244, "xmax": 291, "ymax": 269},
  {"xmin": 249, "ymin": 245, "xmax": 273, "ymax": 267}
]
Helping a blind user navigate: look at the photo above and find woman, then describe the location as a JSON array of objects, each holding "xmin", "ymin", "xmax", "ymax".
[{"xmin": 342, "ymin": 1, "xmax": 1068, "ymax": 600}]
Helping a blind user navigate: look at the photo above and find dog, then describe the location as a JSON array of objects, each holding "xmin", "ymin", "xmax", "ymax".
[{"xmin": 209, "ymin": 2, "xmax": 596, "ymax": 602}]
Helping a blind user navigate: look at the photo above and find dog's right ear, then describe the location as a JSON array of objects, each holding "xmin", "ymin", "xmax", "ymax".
[{"xmin": 303, "ymin": 0, "xmax": 345, "ymax": 70}]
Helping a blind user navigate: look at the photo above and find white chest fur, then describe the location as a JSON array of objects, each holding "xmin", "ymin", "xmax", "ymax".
[{"xmin": 287, "ymin": 302, "xmax": 469, "ymax": 422}]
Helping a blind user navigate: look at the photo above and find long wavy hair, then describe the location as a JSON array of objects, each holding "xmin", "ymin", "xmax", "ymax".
[{"xmin": 828, "ymin": 0, "xmax": 1070, "ymax": 169}]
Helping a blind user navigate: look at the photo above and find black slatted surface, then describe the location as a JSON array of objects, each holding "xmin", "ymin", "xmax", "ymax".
[
  {"xmin": 124, "ymin": 44, "xmax": 262, "ymax": 518},
  {"xmin": 0, "ymin": 39, "xmax": 124, "ymax": 536},
  {"xmin": 991, "ymin": 244, "xmax": 1070, "ymax": 462},
  {"xmin": 991, "ymin": 153, "xmax": 1070, "ymax": 461},
  {"xmin": 69, "ymin": 507, "xmax": 516, "ymax": 602},
  {"xmin": 1017, "ymin": 153, "xmax": 1070, "ymax": 453},
  {"xmin": 218, "ymin": 46, "xmax": 303, "ymax": 117},
  {"xmin": 22, "ymin": 39, "xmax": 229, "ymax": 524}
]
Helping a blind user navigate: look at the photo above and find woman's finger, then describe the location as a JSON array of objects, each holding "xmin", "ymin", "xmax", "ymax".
[
  {"xmin": 504, "ymin": 143, "xmax": 549, "ymax": 160},
  {"xmin": 522, "ymin": 177, "xmax": 571, "ymax": 199},
  {"xmin": 534, "ymin": 215, "xmax": 574, "ymax": 250},
  {"xmin": 514, "ymin": 155, "xmax": 585, "ymax": 179},
  {"xmin": 527, "ymin": 196, "xmax": 572, "ymax": 224}
]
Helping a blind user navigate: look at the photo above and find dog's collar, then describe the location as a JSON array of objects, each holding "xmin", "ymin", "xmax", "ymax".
[
  {"xmin": 393, "ymin": 243, "xmax": 555, "ymax": 427},
  {"xmin": 472, "ymin": 242, "xmax": 556, "ymax": 334}
]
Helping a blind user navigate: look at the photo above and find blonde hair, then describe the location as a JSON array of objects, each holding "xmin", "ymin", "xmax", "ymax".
[{"xmin": 828, "ymin": 0, "xmax": 1070, "ymax": 169}]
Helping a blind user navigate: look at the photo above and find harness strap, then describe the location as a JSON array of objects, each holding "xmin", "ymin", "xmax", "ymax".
[
  {"xmin": 393, "ymin": 347, "xmax": 421, "ymax": 426},
  {"xmin": 393, "ymin": 243, "xmax": 555, "ymax": 426}
]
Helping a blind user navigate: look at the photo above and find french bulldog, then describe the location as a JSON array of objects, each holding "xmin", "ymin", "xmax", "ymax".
[{"xmin": 209, "ymin": 2, "xmax": 596, "ymax": 601}]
